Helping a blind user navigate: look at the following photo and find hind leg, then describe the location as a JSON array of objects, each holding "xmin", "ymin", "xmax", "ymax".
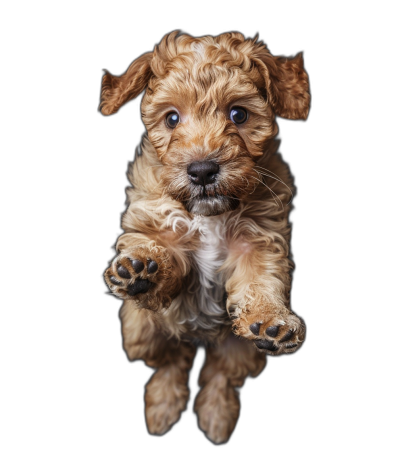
[
  {"xmin": 120, "ymin": 300, "xmax": 197, "ymax": 435},
  {"xmin": 194, "ymin": 334, "xmax": 266, "ymax": 444},
  {"xmin": 144, "ymin": 343, "xmax": 196, "ymax": 435}
]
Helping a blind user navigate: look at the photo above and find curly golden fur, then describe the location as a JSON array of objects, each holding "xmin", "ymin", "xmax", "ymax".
[{"xmin": 100, "ymin": 31, "xmax": 310, "ymax": 444}]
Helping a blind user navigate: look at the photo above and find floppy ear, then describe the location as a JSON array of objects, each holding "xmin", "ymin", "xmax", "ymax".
[
  {"xmin": 256, "ymin": 51, "xmax": 310, "ymax": 120},
  {"xmin": 100, "ymin": 52, "xmax": 153, "ymax": 116}
]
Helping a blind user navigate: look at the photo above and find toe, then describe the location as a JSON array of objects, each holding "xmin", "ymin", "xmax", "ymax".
[
  {"xmin": 117, "ymin": 264, "xmax": 131, "ymax": 279},
  {"xmin": 280, "ymin": 329, "xmax": 294, "ymax": 343},
  {"xmin": 249, "ymin": 322, "xmax": 261, "ymax": 335},
  {"xmin": 109, "ymin": 275, "xmax": 123, "ymax": 286},
  {"xmin": 147, "ymin": 259, "xmax": 158, "ymax": 274},
  {"xmin": 130, "ymin": 259, "xmax": 144, "ymax": 273},
  {"xmin": 266, "ymin": 325, "xmax": 279, "ymax": 338}
]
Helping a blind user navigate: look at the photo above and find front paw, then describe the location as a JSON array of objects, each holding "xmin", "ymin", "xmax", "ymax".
[
  {"xmin": 233, "ymin": 303, "xmax": 306, "ymax": 355},
  {"xmin": 104, "ymin": 245, "xmax": 179, "ymax": 310}
]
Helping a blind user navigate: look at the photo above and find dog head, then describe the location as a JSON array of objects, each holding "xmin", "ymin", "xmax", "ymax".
[{"xmin": 100, "ymin": 32, "xmax": 310, "ymax": 216}]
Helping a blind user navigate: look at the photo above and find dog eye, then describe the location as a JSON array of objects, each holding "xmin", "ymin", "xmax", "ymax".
[
  {"xmin": 165, "ymin": 112, "xmax": 180, "ymax": 129},
  {"xmin": 230, "ymin": 107, "xmax": 247, "ymax": 124}
]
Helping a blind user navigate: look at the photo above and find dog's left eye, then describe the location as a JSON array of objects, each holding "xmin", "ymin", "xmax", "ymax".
[
  {"xmin": 165, "ymin": 112, "xmax": 180, "ymax": 129},
  {"xmin": 230, "ymin": 107, "xmax": 247, "ymax": 124}
]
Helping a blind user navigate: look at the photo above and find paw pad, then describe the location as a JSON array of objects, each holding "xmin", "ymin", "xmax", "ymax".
[
  {"xmin": 254, "ymin": 339, "xmax": 279, "ymax": 352},
  {"xmin": 147, "ymin": 259, "xmax": 158, "ymax": 274},
  {"xmin": 266, "ymin": 325, "xmax": 279, "ymax": 337},
  {"xmin": 280, "ymin": 330, "xmax": 294, "ymax": 342},
  {"xmin": 127, "ymin": 278, "xmax": 151, "ymax": 296},
  {"xmin": 117, "ymin": 264, "xmax": 131, "ymax": 279},
  {"xmin": 105, "ymin": 253, "xmax": 161, "ymax": 300},
  {"xmin": 249, "ymin": 322, "xmax": 261, "ymax": 335},
  {"xmin": 244, "ymin": 313, "xmax": 305, "ymax": 355},
  {"xmin": 131, "ymin": 259, "xmax": 144, "ymax": 273},
  {"xmin": 110, "ymin": 276, "xmax": 123, "ymax": 286}
]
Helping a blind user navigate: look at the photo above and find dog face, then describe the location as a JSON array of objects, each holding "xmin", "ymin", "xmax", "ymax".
[{"xmin": 100, "ymin": 32, "xmax": 310, "ymax": 216}]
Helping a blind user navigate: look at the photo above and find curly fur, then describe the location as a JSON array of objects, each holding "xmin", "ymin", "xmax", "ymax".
[{"xmin": 100, "ymin": 31, "xmax": 310, "ymax": 444}]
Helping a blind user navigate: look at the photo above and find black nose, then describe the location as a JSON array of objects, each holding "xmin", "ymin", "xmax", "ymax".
[{"xmin": 187, "ymin": 161, "xmax": 219, "ymax": 186}]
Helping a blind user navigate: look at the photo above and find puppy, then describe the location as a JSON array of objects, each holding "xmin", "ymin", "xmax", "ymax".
[{"xmin": 100, "ymin": 31, "xmax": 310, "ymax": 444}]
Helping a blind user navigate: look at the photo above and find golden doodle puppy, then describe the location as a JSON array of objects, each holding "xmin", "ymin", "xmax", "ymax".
[{"xmin": 100, "ymin": 31, "xmax": 310, "ymax": 444}]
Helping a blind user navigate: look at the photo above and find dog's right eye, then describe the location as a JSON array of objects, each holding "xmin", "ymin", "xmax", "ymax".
[
  {"xmin": 230, "ymin": 107, "xmax": 247, "ymax": 125},
  {"xmin": 165, "ymin": 112, "xmax": 180, "ymax": 129}
]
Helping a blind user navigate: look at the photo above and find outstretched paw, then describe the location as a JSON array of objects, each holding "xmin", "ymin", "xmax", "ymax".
[
  {"xmin": 233, "ymin": 304, "xmax": 306, "ymax": 355},
  {"xmin": 104, "ymin": 245, "xmax": 179, "ymax": 310}
]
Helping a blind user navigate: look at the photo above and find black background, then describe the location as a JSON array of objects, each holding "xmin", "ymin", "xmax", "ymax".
[{"xmin": 54, "ymin": 9, "xmax": 356, "ymax": 466}]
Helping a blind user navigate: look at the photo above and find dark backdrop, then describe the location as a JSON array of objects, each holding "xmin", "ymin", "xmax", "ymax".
[{"xmin": 56, "ymin": 11, "xmax": 346, "ymax": 466}]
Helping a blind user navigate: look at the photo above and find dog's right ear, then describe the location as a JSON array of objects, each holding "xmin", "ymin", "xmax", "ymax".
[{"xmin": 99, "ymin": 52, "xmax": 153, "ymax": 116}]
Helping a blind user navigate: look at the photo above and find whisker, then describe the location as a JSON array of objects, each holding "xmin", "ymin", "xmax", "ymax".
[
  {"xmin": 253, "ymin": 168, "xmax": 293, "ymax": 205},
  {"xmin": 240, "ymin": 175, "xmax": 250, "ymax": 190},
  {"xmin": 246, "ymin": 175, "xmax": 257, "ymax": 195},
  {"xmin": 249, "ymin": 175, "xmax": 284, "ymax": 209},
  {"xmin": 256, "ymin": 175, "xmax": 285, "ymax": 209},
  {"xmin": 254, "ymin": 170, "xmax": 293, "ymax": 206},
  {"xmin": 254, "ymin": 166, "xmax": 283, "ymax": 181}
]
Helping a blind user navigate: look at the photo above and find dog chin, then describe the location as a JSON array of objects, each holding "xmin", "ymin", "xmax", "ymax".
[{"xmin": 185, "ymin": 195, "xmax": 239, "ymax": 216}]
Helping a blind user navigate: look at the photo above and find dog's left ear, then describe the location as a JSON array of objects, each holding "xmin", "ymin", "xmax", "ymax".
[
  {"xmin": 100, "ymin": 52, "xmax": 153, "ymax": 116},
  {"xmin": 255, "ymin": 51, "xmax": 310, "ymax": 120}
]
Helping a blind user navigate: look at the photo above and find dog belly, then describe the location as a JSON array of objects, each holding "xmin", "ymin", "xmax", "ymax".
[{"xmin": 166, "ymin": 214, "xmax": 231, "ymax": 340}]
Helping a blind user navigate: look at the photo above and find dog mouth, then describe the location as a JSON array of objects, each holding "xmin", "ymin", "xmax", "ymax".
[
  {"xmin": 161, "ymin": 161, "xmax": 253, "ymax": 216},
  {"xmin": 184, "ymin": 193, "xmax": 239, "ymax": 216}
]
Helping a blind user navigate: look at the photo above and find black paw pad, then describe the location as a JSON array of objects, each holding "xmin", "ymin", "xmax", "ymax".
[
  {"xmin": 280, "ymin": 330, "xmax": 294, "ymax": 343},
  {"xmin": 130, "ymin": 259, "xmax": 144, "ymax": 273},
  {"xmin": 110, "ymin": 276, "xmax": 123, "ymax": 286},
  {"xmin": 249, "ymin": 322, "xmax": 261, "ymax": 335},
  {"xmin": 127, "ymin": 278, "xmax": 151, "ymax": 296},
  {"xmin": 266, "ymin": 325, "xmax": 280, "ymax": 338},
  {"xmin": 147, "ymin": 259, "xmax": 158, "ymax": 274},
  {"xmin": 254, "ymin": 339, "xmax": 279, "ymax": 352},
  {"xmin": 285, "ymin": 343, "xmax": 297, "ymax": 349},
  {"xmin": 117, "ymin": 264, "xmax": 131, "ymax": 279}
]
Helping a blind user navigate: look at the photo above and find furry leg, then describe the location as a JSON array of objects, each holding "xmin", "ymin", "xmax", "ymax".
[
  {"xmin": 224, "ymin": 233, "xmax": 305, "ymax": 354},
  {"xmin": 145, "ymin": 343, "xmax": 195, "ymax": 435},
  {"xmin": 194, "ymin": 334, "xmax": 266, "ymax": 444},
  {"xmin": 120, "ymin": 300, "xmax": 196, "ymax": 435}
]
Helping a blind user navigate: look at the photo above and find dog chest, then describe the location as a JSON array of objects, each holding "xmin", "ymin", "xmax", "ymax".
[
  {"xmin": 192, "ymin": 214, "xmax": 227, "ymax": 287},
  {"xmin": 186, "ymin": 215, "xmax": 229, "ymax": 325},
  {"xmin": 163, "ymin": 213, "xmax": 232, "ymax": 337}
]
